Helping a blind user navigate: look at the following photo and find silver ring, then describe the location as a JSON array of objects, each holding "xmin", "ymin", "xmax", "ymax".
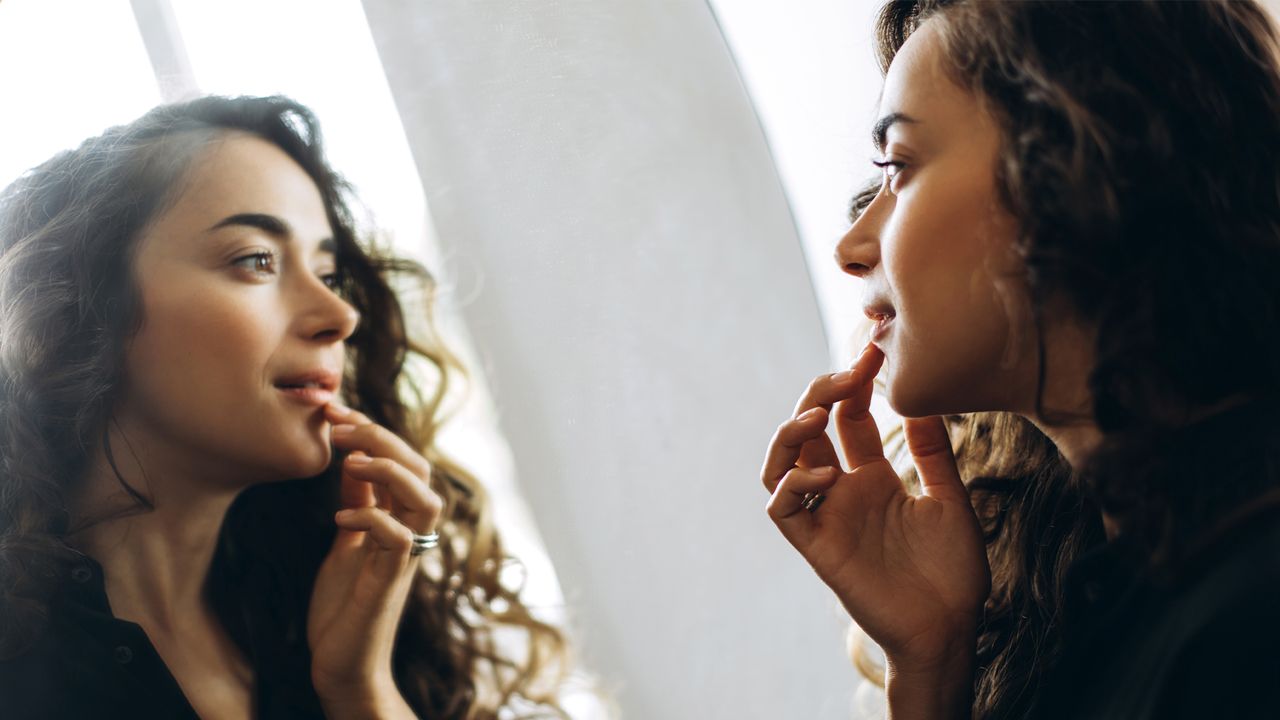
[
  {"xmin": 409, "ymin": 531, "xmax": 440, "ymax": 556},
  {"xmin": 801, "ymin": 492, "xmax": 826, "ymax": 513}
]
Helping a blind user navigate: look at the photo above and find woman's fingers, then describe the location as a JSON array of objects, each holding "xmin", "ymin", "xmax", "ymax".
[
  {"xmin": 334, "ymin": 506, "xmax": 420, "ymax": 579},
  {"xmin": 762, "ymin": 407, "xmax": 837, "ymax": 492},
  {"xmin": 326, "ymin": 405, "xmax": 432, "ymax": 479},
  {"xmin": 834, "ymin": 346, "xmax": 887, "ymax": 467},
  {"xmin": 791, "ymin": 366, "xmax": 863, "ymax": 417},
  {"xmin": 343, "ymin": 453, "xmax": 442, "ymax": 534},
  {"xmin": 767, "ymin": 466, "xmax": 842, "ymax": 549},
  {"xmin": 326, "ymin": 403, "xmax": 436, "ymax": 521},
  {"xmin": 902, "ymin": 416, "xmax": 965, "ymax": 503},
  {"xmin": 767, "ymin": 466, "xmax": 841, "ymax": 520},
  {"xmin": 764, "ymin": 345, "xmax": 889, "ymax": 493}
]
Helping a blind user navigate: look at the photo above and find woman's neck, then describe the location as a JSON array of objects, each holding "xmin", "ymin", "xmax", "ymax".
[
  {"xmin": 1019, "ymin": 311, "xmax": 1117, "ymax": 538},
  {"xmin": 65, "ymin": 420, "xmax": 247, "ymax": 635}
]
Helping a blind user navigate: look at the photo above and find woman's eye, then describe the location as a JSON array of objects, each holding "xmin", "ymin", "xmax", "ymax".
[
  {"xmin": 320, "ymin": 272, "xmax": 341, "ymax": 290},
  {"xmin": 233, "ymin": 251, "xmax": 277, "ymax": 275},
  {"xmin": 872, "ymin": 158, "xmax": 907, "ymax": 193}
]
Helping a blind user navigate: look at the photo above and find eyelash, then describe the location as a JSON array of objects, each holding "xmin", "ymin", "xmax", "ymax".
[
  {"xmin": 872, "ymin": 158, "xmax": 907, "ymax": 192},
  {"xmin": 233, "ymin": 251, "xmax": 341, "ymax": 290}
]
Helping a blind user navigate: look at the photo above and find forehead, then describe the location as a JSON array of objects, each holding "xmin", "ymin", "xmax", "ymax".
[
  {"xmin": 877, "ymin": 18, "xmax": 993, "ymax": 146},
  {"xmin": 152, "ymin": 132, "xmax": 331, "ymax": 242}
]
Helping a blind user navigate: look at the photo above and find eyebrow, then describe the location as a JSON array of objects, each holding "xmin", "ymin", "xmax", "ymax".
[
  {"xmin": 206, "ymin": 212, "xmax": 337, "ymax": 255},
  {"xmin": 872, "ymin": 112, "xmax": 921, "ymax": 153}
]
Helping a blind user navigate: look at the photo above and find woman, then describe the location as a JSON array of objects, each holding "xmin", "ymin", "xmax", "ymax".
[
  {"xmin": 763, "ymin": 1, "xmax": 1280, "ymax": 718},
  {"xmin": 0, "ymin": 95, "xmax": 569, "ymax": 719}
]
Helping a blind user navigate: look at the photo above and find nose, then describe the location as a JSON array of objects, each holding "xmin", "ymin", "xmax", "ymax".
[
  {"xmin": 834, "ymin": 181, "xmax": 888, "ymax": 279},
  {"xmin": 297, "ymin": 276, "xmax": 361, "ymax": 344}
]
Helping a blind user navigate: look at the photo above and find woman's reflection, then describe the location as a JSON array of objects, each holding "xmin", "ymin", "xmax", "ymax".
[{"xmin": 0, "ymin": 95, "xmax": 570, "ymax": 720}]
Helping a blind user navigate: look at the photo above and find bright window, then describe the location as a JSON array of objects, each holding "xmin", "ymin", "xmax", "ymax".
[{"xmin": 0, "ymin": 1, "xmax": 160, "ymax": 188}]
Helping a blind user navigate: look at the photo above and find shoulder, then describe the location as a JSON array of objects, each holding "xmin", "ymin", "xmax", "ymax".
[
  {"xmin": 0, "ymin": 571, "xmax": 192, "ymax": 720},
  {"xmin": 1146, "ymin": 504, "xmax": 1280, "ymax": 716},
  {"xmin": 1148, "ymin": 581, "xmax": 1280, "ymax": 718},
  {"xmin": 1041, "ymin": 501, "xmax": 1280, "ymax": 719}
]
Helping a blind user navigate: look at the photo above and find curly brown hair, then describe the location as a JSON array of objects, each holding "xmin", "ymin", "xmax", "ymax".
[
  {"xmin": 847, "ymin": 2, "xmax": 1280, "ymax": 718},
  {"xmin": 0, "ymin": 95, "xmax": 571, "ymax": 718}
]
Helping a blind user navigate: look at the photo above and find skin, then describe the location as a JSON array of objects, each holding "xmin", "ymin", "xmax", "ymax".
[
  {"xmin": 762, "ymin": 18, "xmax": 1104, "ymax": 720},
  {"xmin": 66, "ymin": 133, "xmax": 439, "ymax": 720}
]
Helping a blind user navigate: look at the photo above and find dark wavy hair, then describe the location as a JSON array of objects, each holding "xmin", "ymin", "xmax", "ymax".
[
  {"xmin": 0, "ymin": 95, "xmax": 570, "ymax": 718},
  {"xmin": 850, "ymin": 2, "xmax": 1280, "ymax": 718}
]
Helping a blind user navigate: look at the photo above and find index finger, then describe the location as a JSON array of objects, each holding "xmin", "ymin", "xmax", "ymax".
[
  {"xmin": 834, "ymin": 345, "xmax": 888, "ymax": 467},
  {"xmin": 326, "ymin": 404, "xmax": 432, "ymax": 479},
  {"xmin": 761, "ymin": 407, "xmax": 834, "ymax": 493},
  {"xmin": 788, "ymin": 361, "xmax": 870, "ymax": 417}
]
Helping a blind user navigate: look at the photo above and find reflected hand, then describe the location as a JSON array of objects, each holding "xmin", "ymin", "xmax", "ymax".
[
  {"xmin": 307, "ymin": 403, "xmax": 442, "ymax": 710},
  {"xmin": 760, "ymin": 344, "xmax": 989, "ymax": 669}
]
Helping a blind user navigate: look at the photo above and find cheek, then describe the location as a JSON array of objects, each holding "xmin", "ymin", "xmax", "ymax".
[
  {"xmin": 878, "ymin": 193, "xmax": 1030, "ymax": 414},
  {"xmin": 131, "ymin": 289, "xmax": 277, "ymax": 397},
  {"xmin": 123, "ymin": 289, "xmax": 333, "ymax": 476},
  {"xmin": 121, "ymin": 283, "xmax": 313, "ymax": 465}
]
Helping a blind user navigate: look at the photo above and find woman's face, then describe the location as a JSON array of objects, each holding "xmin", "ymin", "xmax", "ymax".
[
  {"xmin": 116, "ymin": 132, "xmax": 359, "ymax": 484},
  {"xmin": 836, "ymin": 18, "xmax": 1038, "ymax": 418}
]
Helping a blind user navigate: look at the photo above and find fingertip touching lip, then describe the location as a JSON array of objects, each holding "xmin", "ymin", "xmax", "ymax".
[{"xmin": 274, "ymin": 368, "xmax": 341, "ymax": 392}]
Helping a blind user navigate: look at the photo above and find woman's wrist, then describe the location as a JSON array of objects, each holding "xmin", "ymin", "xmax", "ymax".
[{"xmin": 883, "ymin": 630, "xmax": 977, "ymax": 720}]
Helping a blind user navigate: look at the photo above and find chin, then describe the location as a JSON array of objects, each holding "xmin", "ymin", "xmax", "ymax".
[
  {"xmin": 882, "ymin": 366, "xmax": 963, "ymax": 419},
  {"xmin": 267, "ymin": 434, "xmax": 334, "ymax": 479},
  {"xmin": 296, "ymin": 444, "xmax": 334, "ymax": 478}
]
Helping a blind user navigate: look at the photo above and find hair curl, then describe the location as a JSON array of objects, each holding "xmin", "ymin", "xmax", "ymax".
[{"xmin": 0, "ymin": 94, "xmax": 572, "ymax": 718}]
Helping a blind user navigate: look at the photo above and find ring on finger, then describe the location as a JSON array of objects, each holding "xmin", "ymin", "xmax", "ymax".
[
  {"xmin": 801, "ymin": 492, "xmax": 826, "ymax": 513},
  {"xmin": 409, "ymin": 531, "xmax": 440, "ymax": 556}
]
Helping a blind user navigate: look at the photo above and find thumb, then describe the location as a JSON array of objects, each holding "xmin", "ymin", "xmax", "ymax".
[{"xmin": 902, "ymin": 416, "xmax": 966, "ymax": 503}]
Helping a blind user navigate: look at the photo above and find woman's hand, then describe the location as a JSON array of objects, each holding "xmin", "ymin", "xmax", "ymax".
[
  {"xmin": 761, "ymin": 344, "xmax": 990, "ymax": 672},
  {"xmin": 307, "ymin": 403, "xmax": 442, "ymax": 715}
]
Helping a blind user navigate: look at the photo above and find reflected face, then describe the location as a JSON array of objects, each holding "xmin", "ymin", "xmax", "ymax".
[
  {"xmin": 116, "ymin": 132, "xmax": 360, "ymax": 482},
  {"xmin": 835, "ymin": 18, "xmax": 1037, "ymax": 418}
]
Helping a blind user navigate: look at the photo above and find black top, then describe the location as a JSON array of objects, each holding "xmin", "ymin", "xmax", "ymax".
[
  {"xmin": 0, "ymin": 551, "xmax": 326, "ymax": 720},
  {"xmin": 0, "ymin": 551, "xmax": 202, "ymax": 719},
  {"xmin": 0, "ymin": 477, "xmax": 343, "ymax": 719},
  {"xmin": 1033, "ymin": 496, "xmax": 1280, "ymax": 719}
]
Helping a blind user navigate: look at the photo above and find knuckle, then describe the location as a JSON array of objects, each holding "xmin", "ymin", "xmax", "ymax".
[
  {"xmin": 765, "ymin": 494, "xmax": 784, "ymax": 519},
  {"xmin": 769, "ymin": 425, "xmax": 789, "ymax": 447},
  {"xmin": 422, "ymin": 490, "xmax": 444, "ymax": 517},
  {"xmin": 779, "ymin": 468, "xmax": 797, "ymax": 487},
  {"xmin": 392, "ymin": 525, "xmax": 415, "ymax": 552},
  {"xmin": 368, "ymin": 457, "xmax": 395, "ymax": 473},
  {"xmin": 781, "ymin": 416, "xmax": 806, "ymax": 435},
  {"xmin": 365, "ymin": 423, "xmax": 394, "ymax": 443},
  {"xmin": 412, "ymin": 458, "xmax": 432, "ymax": 480}
]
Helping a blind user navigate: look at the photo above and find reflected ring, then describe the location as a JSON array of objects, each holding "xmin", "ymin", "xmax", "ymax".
[{"xmin": 409, "ymin": 531, "xmax": 440, "ymax": 556}]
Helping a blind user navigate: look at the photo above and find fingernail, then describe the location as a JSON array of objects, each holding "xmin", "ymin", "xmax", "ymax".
[
  {"xmin": 331, "ymin": 424, "xmax": 356, "ymax": 435},
  {"xmin": 798, "ymin": 407, "xmax": 823, "ymax": 420},
  {"xmin": 831, "ymin": 369, "xmax": 854, "ymax": 383},
  {"xmin": 328, "ymin": 404, "xmax": 351, "ymax": 415},
  {"xmin": 335, "ymin": 509, "xmax": 355, "ymax": 519},
  {"xmin": 345, "ymin": 453, "xmax": 372, "ymax": 465}
]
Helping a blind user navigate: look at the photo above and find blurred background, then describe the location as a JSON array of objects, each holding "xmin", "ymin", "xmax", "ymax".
[{"xmin": 5, "ymin": 1, "xmax": 1274, "ymax": 718}]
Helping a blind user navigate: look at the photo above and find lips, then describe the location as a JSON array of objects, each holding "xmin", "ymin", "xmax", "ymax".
[
  {"xmin": 862, "ymin": 301, "xmax": 896, "ymax": 344},
  {"xmin": 274, "ymin": 369, "xmax": 340, "ymax": 392},
  {"xmin": 274, "ymin": 368, "xmax": 341, "ymax": 406}
]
